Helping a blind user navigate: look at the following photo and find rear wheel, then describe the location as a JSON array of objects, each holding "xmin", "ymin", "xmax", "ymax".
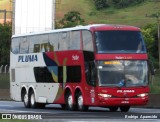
[
  {"xmin": 66, "ymin": 92, "xmax": 75, "ymax": 110},
  {"xmin": 37, "ymin": 103, "xmax": 46, "ymax": 108},
  {"xmin": 77, "ymin": 92, "xmax": 88, "ymax": 111},
  {"xmin": 109, "ymin": 106, "xmax": 118, "ymax": 112},
  {"xmin": 23, "ymin": 91, "xmax": 30, "ymax": 108},
  {"xmin": 120, "ymin": 106, "xmax": 130, "ymax": 112},
  {"xmin": 61, "ymin": 104, "xmax": 66, "ymax": 109},
  {"xmin": 29, "ymin": 90, "xmax": 38, "ymax": 108}
]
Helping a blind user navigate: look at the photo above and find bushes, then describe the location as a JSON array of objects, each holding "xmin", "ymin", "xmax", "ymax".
[
  {"xmin": 142, "ymin": 24, "xmax": 159, "ymax": 68},
  {"xmin": 0, "ymin": 23, "xmax": 12, "ymax": 65},
  {"xmin": 93, "ymin": 0, "xmax": 145, "ymax": 9},
  {"xmin": 56, "ymin": 11, "xmax": 85, "ymax": 29},
  {"xmin": 93, "ymin": 0, "xmax": 109, "ymax": 10}
]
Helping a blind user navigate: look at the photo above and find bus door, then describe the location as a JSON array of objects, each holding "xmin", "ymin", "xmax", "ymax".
[{"xmin": 84, "ymin": 61, "xmax": 97, "ymax": 105}]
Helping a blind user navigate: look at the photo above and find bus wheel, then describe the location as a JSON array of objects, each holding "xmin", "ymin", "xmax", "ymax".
[
  {"xmin": 29, "ymin": 91, "xmax": 37, "ymax": 108},
  {"xmin": 120, "ymin": 106, "xmax": 130, "ymax": 112},
  {"xmin": 109, "ymin": 106, "xmax": 118, "ymax": 112},
  {"xmin": 61, "ymin": 104, "xmax": 66, "ymax": 109},
  {"xmin": 77, "ymin": 92, "xmax": 88, "ymax": 111},
  {"xmin": 66, "ymin": 92, "xmax": 74, "ymax": 110},
  {"xmin": 37, "ymin": 103, "xmax": 46, "ymax": 109},
  {"xmin": 23, "ymin": 92, "xmax": 30, "ymax": 108}
]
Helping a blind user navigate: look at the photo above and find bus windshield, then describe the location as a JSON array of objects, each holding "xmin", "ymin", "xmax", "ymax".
[
  {"xmin": 95, "ymin": 31, "xmax": 146, "ymax": 53},
  {"xmin": 98, "ymin": 60, "xmax": 148, "ymax": 87}
]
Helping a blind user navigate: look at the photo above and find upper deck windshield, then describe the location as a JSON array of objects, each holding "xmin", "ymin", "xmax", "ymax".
[{"xmin": 95, "ymin": 31, "xmax": 146, "ymax": 53}]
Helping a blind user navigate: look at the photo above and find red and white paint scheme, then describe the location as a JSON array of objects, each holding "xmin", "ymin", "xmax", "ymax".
[{"xmin": 10, "ymin": 24, "xmax": 150, "ymax": 112}]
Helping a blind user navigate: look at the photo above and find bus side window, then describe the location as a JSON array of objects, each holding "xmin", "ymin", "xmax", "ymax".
[
  {"xmin": 49, "ymin": 33, "xmax": 59, "ymax": 51},
  {"xmin": 11, "ymin": 38, "xmax": 20, "ymax": 54},
  {"xmin": 59, "ymin": 32, "xmax": 69, "ymax": 51},
  {"xmin": 67, "ymin": 66, "xmax": 81, "ymax": 82},
  {"xmin": 69, "ymin": 31, "xmax": 81, "ymax": 50},
  {"xmin": 39, "ymin": 34, "xmax": 49, "ymax": 52},
  {"xmin": 20, "ymin": 37, "xmax": 29, "ymax": 54},
  {"xmin": 28, "ymin": 36, "xmax": 36, "ymax": 53},
  {"xmin": 82, "ymin": 30, "xmax": 94, "ymax": 52}
]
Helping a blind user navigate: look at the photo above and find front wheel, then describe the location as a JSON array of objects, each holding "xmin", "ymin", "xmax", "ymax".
[
  {"xmin": 109, "ymin": 106, "xmax": 118, "ymax": 112},
  {"xmin": 77, "ymin": 92, "xmax": 88, "ymax": 111},
  {"xmin": 120, "ymin": 106, "xmax": 130, "ymax": 112}
]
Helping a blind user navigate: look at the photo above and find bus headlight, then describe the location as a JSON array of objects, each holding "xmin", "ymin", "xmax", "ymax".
[
  {"xmin": 137, "ymin": 93, "xmax": 148, "ymax": 97},
  {"xmin": 98, "ymin": 94, "xmax": 112, "ymax": 98}
]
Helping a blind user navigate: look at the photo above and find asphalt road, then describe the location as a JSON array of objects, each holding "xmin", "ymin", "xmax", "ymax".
[{"xmin": 0, "ymin": 101, "xmax": 160, "ymax": 122}]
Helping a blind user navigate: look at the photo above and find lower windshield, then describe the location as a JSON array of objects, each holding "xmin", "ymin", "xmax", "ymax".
[{"xmin": 98, "ymin": 60, "xmax": 148, "ymax": 87}]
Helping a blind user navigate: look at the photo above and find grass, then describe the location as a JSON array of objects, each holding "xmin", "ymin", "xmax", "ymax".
[
  {"xmin": 150, "ymin": 69, "xmax": 160, "ymax": 94},
  {"xmin": 1, "ymin": 0, "xmax": 160, "ymax": 27},
  {"xmin": 56, "ymin": 0, "xmax": 160, "ymax": 27},
  {"xmin": 0, "ymin": 74, "xmax": 9, "ymax": 89}
]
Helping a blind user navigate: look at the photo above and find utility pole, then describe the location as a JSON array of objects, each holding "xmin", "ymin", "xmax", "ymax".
[
  {"xmin": 0, "ymin": 9, "xmax": 7, "ymax": 24},
  {"xmin": 146, "ymin": 13, "xmax": 160, "ymax": 69}
]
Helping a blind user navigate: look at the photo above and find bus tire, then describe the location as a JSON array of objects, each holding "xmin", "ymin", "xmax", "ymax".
[
  {"xmin": 60, "ymin": 104, "xmax": 66, "ymax": 109},
  {"xmin": 29, "ymin": 90, "xmax": 38, "ymax": 108},
  {"xmin": 22, "ymin": 91, "xmax": 31, "ymax": 108},
  {"xmin": 109, "ymin": 106, "xmax": 118, "ymax": 112},
  {"xmin": 65, "ymin": 92, "xmax": 75, "ymax": 111},
  {"xmin": 37, "ymin": 103, "xmax": 46, "ymax": 109},
  {"xmin": 77, "ymin": 92, "xmax": 88, "ymax": 111},
  {"xmin": 120, "ymin": 106, "xmax": 130, "ymax": 112}
]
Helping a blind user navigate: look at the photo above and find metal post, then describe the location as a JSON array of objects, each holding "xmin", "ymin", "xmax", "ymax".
[
  {"xmin": 12, "ymin": 0, "xmax": 15, "ymax": 35},
  {"xmin": 158, "ymin": 17, "xmax": 160, "ymax": 69},
  {"xmin": 0, "ymin": 65, "xmax": 3, "ymax": 73},
  {"xmin": 4, "ymin": 65, "xmax": 8, "ymax": 73},
  {"xmin": 4, "ymin": 9, "xmax": 6, "ymax": 24}
]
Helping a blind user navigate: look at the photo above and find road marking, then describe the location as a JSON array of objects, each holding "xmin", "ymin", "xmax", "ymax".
[
  {"xmin": 0, "ymin": 108, "xmax": 52, "ymax": 113},
  {"xmin": 0, "ymin": 105, "xmax": 14, "ymax": 107}
]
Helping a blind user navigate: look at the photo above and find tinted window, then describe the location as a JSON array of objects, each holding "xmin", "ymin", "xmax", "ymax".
[
  {"xmin": 20, "ymin": 37, "xmax": 28, "ymax": 53},
  {"xmin": 34, "ymin": 66, "xmax": 81, "ymax": 83},
  {"xmin": 95, "ymin": 31, "xmax": 146, "ymax": 53},
  {"xmin": 11, "ymin": 38, "xmax": 20, "ymax": 54},
  {"xmin": 58, "ymin": 66, "xmax": 81, "ymax": 83},
  {"xmin": 82, "ymin": 30, "xmax": 94, "ymax": 51},
  {"xmin": 34, "ymin": 67, "xmax": 54, "ymax": 83},
  {"xmin": 49, "ymin": 33, "xmax": 59, "ymax": 51},
  {"xmin": 67, "ymin": 66, "xmax": 81, "ymax": 82},
  {"xmin": 69, "ymin": 31, "xmax": 81, "ymax": 50},
  {"xmin": 59, "ymin": 32, "xmax": 69, "ymax": 50}
]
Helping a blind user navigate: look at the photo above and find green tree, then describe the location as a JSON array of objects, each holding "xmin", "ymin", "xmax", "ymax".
[
  {"xmin": 0, "ymin": 22, "xmax": 12, "ymax": 65},
  {"xmin": 142, "ymin": 24, "xmax": 159, "ymax": 68},
  {"xmin": 56, "ymin": 11, "xmax": 85, "ymax": 29}
]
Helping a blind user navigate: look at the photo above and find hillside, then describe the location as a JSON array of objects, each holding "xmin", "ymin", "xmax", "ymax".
[{"xmin": 56, "ymin": 0, "xmax": 160, "ymax": 27}]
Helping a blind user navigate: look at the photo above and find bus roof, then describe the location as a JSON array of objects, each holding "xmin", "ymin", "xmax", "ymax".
[{"xmin": 12, "ymin": 24, "xmax": 140, "ymax": 38}]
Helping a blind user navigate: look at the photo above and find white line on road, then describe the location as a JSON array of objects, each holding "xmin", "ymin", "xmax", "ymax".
[
  {"xmin": 0, "ymin": 108, "xmax": 53, "ymax": 113},
  {"xmin": 0, "ymin": 105, "xmax": 14, "ymax": 107}
]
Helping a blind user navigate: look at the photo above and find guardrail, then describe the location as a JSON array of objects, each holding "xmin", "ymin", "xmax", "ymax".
[{"xmin": 0, "ymin": 65, "xmax": 10, "ymax": 74}]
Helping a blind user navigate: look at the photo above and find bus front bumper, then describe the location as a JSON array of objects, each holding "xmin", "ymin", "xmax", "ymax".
[{"xmin": 98, "ymin": 97, "xmax": 148, "ymax": 106}]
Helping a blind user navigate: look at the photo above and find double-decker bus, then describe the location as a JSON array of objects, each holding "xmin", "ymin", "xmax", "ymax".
[{"xmin": 10, "ymin": 24, "xmax": 150, "ymax": 112}]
